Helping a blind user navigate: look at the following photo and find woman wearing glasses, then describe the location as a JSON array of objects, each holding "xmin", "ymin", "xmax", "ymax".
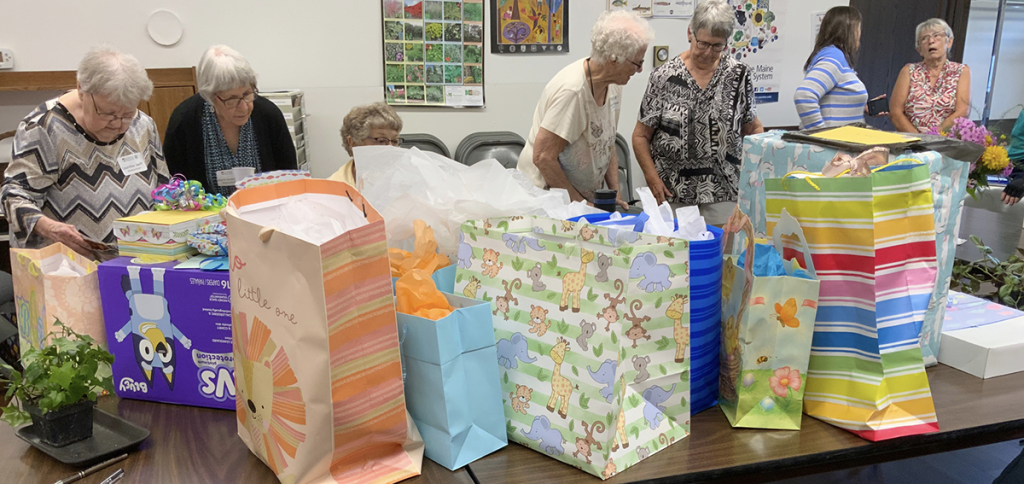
[
  {"xmin": 1, "ymin": 46, "xmax": 169, "ymax": 257},
  {"xmin": 518, "ymin": 11, "xmax": 653, "ymax": 209},
  {"xmin": 163, "ymin": 45, "xmax": 296, "ymax": 196},
  {"xmin": 632, "ymin": 0, "xmax": 762, "ymax": 225},
  {"xmin": 329, "ymin": 102, "xmax": 403, "ymax": 186},
  {"xmin": 889, "ymin": 18, "xmax": 970, "ymax": 133}
]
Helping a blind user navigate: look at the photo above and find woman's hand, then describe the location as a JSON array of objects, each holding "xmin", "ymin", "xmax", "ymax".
[
  {"xmin": 1002, "ymin": 177, "xmax": 1024, "ymax": 206},
  {"xmin": 865, "ymin": 94, "xmax": 888, "ymax": 117},
  {"xmin": 616, "ymin": 197, "xmax": 630, "ymax": 211},
  {"xmin": 34, "ymin": 217, "xmax": 95, "ymax": 258},
  {"xmin": 645, "ymin": 175, "xmax": 674, "ymax": 205}
]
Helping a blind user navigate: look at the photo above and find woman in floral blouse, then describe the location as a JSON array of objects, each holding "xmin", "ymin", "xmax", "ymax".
[{"xmin": 890, "ymin": 18, "xmax": 971, "ymax": 134}]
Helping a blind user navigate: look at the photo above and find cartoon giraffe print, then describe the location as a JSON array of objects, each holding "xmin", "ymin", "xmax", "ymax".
[
  {"xmin": 560, "ymin": 249, "xmax": 594, "ymax": 313},
  {"xmin": 610, "ymin": 375, "xmax": 628, "ymax": 451},
  {"xmin": 666, "ymin": 294, "xmax": 689, "ymax": 363},
  {"xmin": 545, "ymin": 337, "xmax": 573, "ymax": 419}
]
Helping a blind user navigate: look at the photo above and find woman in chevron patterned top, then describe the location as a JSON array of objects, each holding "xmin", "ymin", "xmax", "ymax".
[
  {"xmin": 632, "ymin": 0, "xmax": 763, "ymax": 226},
  {"xmin": 1, "ymin": 46, "xmax": 169, "ymax": 258}
]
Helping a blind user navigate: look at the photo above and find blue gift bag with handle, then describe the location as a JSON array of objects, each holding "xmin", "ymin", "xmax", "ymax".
[{"xmin": 396, "ymin": 292, "xmax": 507, "ymax": 470}]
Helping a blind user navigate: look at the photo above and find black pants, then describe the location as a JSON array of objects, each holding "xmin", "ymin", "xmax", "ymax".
[{"xmin": 993, "ymin": 442, "xmax": 1024, "ymax": 484}]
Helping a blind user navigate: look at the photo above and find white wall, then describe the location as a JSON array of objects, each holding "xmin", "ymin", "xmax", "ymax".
[
  {"xmin": 0, "ymin": 0, "xmax": 840, "ymax": 185},
  {"xmin": 962, "ymin": 0, "xmax": 1024, "ymax": 121}
]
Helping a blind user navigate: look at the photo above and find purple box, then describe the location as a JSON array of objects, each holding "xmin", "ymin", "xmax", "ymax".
[{"xmin": 98, "ymin": 257, "xmax": 234, "ymax": 409}]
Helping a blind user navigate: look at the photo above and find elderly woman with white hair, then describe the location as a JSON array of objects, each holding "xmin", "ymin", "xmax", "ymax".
[
  {"xmin": 518, "ymin": 11, "xmax": 654, "ymax": 208},
  {"xmin": 632, "ymin": 0, "xmax": 762, "ymax": 225},
  {"xmin": 1, "ymin": 45, "xmax": 169, "ymax": 257},
  {"xmin": 889, "ymin": 18, "xmax": 971, "ymax": 133},
  {"xmin": 163, "ymin": 45, "xmax": 295, "ymax": 196},
  {"xmin": 329, "ymin": 102, "xmax": 403, "ymax": 186}
]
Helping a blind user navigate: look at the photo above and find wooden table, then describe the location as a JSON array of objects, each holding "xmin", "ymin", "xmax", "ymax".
[
  {"xmin": 0, "ymin": 397, "xmax": 471, "ymax": 484},
  {"xmin": 466, "ymin": 364, "xmax": 1024, "ymax": 484}
]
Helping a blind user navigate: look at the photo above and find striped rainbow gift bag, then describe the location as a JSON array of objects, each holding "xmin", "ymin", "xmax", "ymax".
[
  {"xmin": 224, "ymin": 179, "xmax": 425, "ymax": 484},
  {"xmin": 763, "ymin": 160, "xmax": 940, "ymax": 441}
]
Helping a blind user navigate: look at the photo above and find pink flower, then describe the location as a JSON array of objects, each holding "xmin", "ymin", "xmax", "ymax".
[{"xmin": 768, "ymin": 366, "xmax": 802, "ymax": 398}]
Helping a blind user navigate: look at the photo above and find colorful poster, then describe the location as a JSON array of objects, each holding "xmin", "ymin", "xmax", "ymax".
[
  {"xmin": 383, "ymin": 0, "xmax": 485, "ymax": 107},
  {"xmin": 609, "ymin": 0, "xmax": 652, "ymax": 17},
  {"xmin": 727, "ymin": 0, "xmax": 783, "ymax": 104},
  {"xmin": 653, "ymin": 0, "xmax": 694, "ymax": 18},
  {"xmin": 490, "ymin": 0, "xmax": 568, "ymax": 54}
]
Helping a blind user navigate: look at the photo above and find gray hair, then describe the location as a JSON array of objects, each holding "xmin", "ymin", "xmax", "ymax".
[
  {"xmin": 77, "ymin": 45, "xmax": 153, "ymax": 108},
  {"xmin": 197, "ymin": 45, "xmax": 258, "ymax": 103},
  {"xmin": 590, "ymin": 11, "xmax": 655, "ymax": 64},
  {"xmin": 691, "ymin": 0, "xmax": 735, "ymax": 39},
  {"xmin": 916, "ymin": 18, "xmax": 954, "ymax": 47},
  {"xmin": 340, "ymin": 102, "xmax": 403, "ymax": 156}
]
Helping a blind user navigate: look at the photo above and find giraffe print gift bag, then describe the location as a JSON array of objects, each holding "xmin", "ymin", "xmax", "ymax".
[{"xmin": 455, "ymin": 215, "xmax": 690, "ymax": 479}]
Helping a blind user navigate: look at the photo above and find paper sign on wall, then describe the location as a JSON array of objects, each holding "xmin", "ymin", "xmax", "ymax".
[{"xmin": 727, "ymin": 0, "xmax": 784, "ymax": 104}]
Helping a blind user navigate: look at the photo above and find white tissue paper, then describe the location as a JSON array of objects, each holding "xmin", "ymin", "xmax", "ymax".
[
  {"xmin": 235, "ymin": 193, "xmax": 369, "ymax": 245},
  {"xmin": 353, "ymin": 146, "xmax": 602, "ymax": 258},
  {"xmin": 46, "ymin": 258, "xmax": 87, "ymax": 277},
  {"xmin": 635, "ymin": 187, "xmax": 714, "ymax": 241}
]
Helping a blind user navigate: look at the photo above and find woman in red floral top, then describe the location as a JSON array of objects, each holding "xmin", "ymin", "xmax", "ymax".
[{"xmin": 890, "ymin": 18, "xmax": 971, "ymax": 134}]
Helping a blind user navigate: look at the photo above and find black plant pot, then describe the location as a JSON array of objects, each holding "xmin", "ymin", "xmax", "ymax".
[{"xmin": 24, "ymin": 399, "xmax": 95, "ymax": 447}]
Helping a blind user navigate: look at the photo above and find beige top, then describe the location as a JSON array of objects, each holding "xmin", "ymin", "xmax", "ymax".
[{"xmin": 328, "ymin": 158, "xmax": 356, "ymax": 186}]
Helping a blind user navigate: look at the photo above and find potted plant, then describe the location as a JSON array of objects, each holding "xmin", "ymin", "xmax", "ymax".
[
  {"xmin": 0, "ymin": 320, "xmax": 114, "ymax": 447},
  {"xmin": 950, "ymin": 235, "xmax": 1024, "ymax": 309}
]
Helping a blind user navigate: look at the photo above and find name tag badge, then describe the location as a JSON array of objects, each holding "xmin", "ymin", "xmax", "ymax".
[
  {"xmin": 217, "ymin": 167, "xmax": 256, "ymax": 187},
  {"xmin": 117, "ymin": 153, "xmax": 147, "ymax": 176}
]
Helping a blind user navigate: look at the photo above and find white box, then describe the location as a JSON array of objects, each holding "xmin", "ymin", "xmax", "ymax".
[
  {"xmin": 938, "ymin": 316, "xmax": 1024, "ymax": 379},
  {"xmin": 261, "ymin": 90, "xmax": 304, "ymax": 109}
]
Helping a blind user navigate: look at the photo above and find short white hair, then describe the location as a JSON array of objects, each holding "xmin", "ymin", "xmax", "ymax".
[
  {"xmin": 916, "ymin": 18, "xmax": 954, "ymax": 47},
  {"xmin": 77, "ymin": 45, "xmax": 153, "ymax": 108},
  {"xmin": 591, "ymin": 11, "xmax": 655, "ymax": 64},
  {"xmin": 691, "ymin": 0, "xmax": 735, "ymax": 39},
  {"xmin": 197, "ymin": 45, "xmax": 258, "ymax": 102}
]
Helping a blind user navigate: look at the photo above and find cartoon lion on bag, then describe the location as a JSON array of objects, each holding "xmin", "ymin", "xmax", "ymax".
[{"xmin": 234, "ymin": 311, "xmax": 307, "ymax": 476}]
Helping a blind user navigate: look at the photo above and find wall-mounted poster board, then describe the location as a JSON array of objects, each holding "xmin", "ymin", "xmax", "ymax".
[
  {"xmin": 383, "ymin": 0, "xmax": 485, "ymax": 107},
  {"xmin": 490, "ymin": 0, "xmax": 568, "ymax": 54}
]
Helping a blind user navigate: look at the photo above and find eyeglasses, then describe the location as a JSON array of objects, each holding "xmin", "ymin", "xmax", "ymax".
[
  {"xmin": 627, "ymin": 58, "xmax": 644, "ymax": 72},
  {"xmin": 89, "ymin": 93, "xmax": 137, "ymax": 124},
  {"xmin": 918, "ymin": 32, "xmax": 947, "ymax": 45},
  {"xmin": 365, "ymin": 136, "xmax": 403, "ymax": 146},
  {"xmin": 216, "ymin": 89, "xmax": 258, "ymax": 109},
  {"xmin": 694, "ymin": 39, "xmax": 727, "ymax": 53}
]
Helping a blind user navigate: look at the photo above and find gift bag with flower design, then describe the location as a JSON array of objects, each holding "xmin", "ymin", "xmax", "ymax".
[{"xmin": 719, "ymin": 207, "xmax": 820, "ymax": 430}]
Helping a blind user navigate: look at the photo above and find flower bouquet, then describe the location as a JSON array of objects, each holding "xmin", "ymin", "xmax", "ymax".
[{"xmin": 928, "ymin": 118, "xmax": 1012, "ymax": 198}]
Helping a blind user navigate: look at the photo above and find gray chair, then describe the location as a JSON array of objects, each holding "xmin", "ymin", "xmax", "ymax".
[
  {"xmin": 454, "ymin": 131, "xmax": 525, "ymax": 169},
  {"xmin": 399, "ymin": 133, "xmax": 452, "ymax": 159}
]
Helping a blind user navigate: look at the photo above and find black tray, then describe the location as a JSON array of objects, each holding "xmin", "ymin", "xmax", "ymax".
[{"xmin": 15, "ymin": 408, "xmax": 150, "ymax": 466}]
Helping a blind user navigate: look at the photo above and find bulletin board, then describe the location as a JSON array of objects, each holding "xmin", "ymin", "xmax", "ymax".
[
  {"xmin": 490, "ymin": 0, "xmax": 568, "ymax": 54},
  {"xmin": 382, "ymin": 0, "xmax": 486, "ymax": 107}
]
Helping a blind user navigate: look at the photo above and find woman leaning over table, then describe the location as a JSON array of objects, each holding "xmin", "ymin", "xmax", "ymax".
[
  {"xmin": 632, "ymin": 0, "xmax": 763, "ymax": 226},
  {"xmin": 794, "ymin": 6, "xmax": 871, "ymax": 129},
  {"xmin": 889, "ymin": 18, "xmax": 970, "ymax": 134},
  {"xmin": 163, "ymin": 45, "xmax": 296, "ymax": 197},
  {"xmin": 329, "ymin": 102, "xmax": 403, "ymax": 185},
  {"xmin": 0, "ymin": 46, "xmax": 169, "ymax": 257},
  {"xmin": 517, "ymin": 11, "xmax": 654, "ymax": 209}
]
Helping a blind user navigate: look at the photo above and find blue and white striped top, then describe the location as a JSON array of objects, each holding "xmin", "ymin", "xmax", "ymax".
[{"xmin": 794, "ymin": 45, "xmax": 868, "ymax": 129}]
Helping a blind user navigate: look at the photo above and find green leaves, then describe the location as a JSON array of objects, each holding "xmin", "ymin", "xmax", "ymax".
[
  {"xmin": 623, "ymin": 256, "xmax": 631, "ymax": 265},
  {"xmin": 619, "ymin": 247, "xmax": 634, "ymax": 256},
  {"xmin": 656, "ymin": 336, "xmax": 671, "ymax": 351},
  {"xmin": 606, "ymin": 412, "xmax": 614, "ymax": 426},
  {"xmin": 506, "ymin": 420, "xmax": 516, "ymax": 435},
  {"xmin": 0, "ymin": 405, "xmax": 30, "ymax": 427},
  {"xmin": 469, "ymin": 232, "xmax": 478, "ymax": 242},
  {"xmin": 680, "ymin": 370, "xmax": 690, "ymax": 382},
  {"xmin": 594, "ymin": 343, "xmax": 604, "ymax": 358},
  {"xmin": 512, "ymin": 257, "xmax": 525, "ymax": 272},
  {"xmin": 546, "ymin": 293, "xmax": 557, "ymax": 301},
  {"xmin": 537, "ymin": 369, "xmax": 551, "ymax": 382},
  {"xmin": 587, "ymin": 288, "xmax": 598, "ymax": 303},
  {"xmin": 547, "ymin": 254, "xmax": 558, "ymax": 270},
  {"xmin": 569, "ymin": 420, "xmax": 575, "ymax": 432},
  {"xmin": 482, "ymin": 292, "xmax": 492, "ymax": 302},
  {"xmin": 556, "ymin": 319, "xmax": 569, "ymax": 334},
  {"xmin": 610, "ymin": 332, "xmax": 618, "ymax": 345},
  {"xmin": 629, "ymin": 425, "xmax": 640, "ymax": 440},
  {"xmin": 579, "ymin": 393, "xmax": 591, "ymax": 410},
  {"xmin": 456, "ymin": 273, "xmax": 464, "ymax": 283},
  {"xmin": 655, "ymin": 296, "xmax": 664, "ymax": 309},
  {"xmin": 599, "ymin": 234, "xmax": 606, "ymax": 245},
  {"xmin": 659, "ymin": 364, "xmax": 667, "ymax": 375},
  {"xmin": 652, "ymin": 440, "xmax": 660, "ymax": 451},
  {"xmin": 503, "ymin": 372, "xmax": 509, "ymax": 384},
  {"xmin": 628, "ymin": 394, "xmax": 641, "ymax": 408},
  {"xmin": 497, "ymin": 221, "xmax": 510, "ymax": 231},
  {"xmin": 663, "ymin": 251, "xmax": 675, "ymax": 259},
  {"xmin": 551, "ymin": 224, "xmax": 557, "ymax": 235},
  {"xmin": 620, "ymin": 347, "xmax": 627, "ymax": 361},
  {"xmin": 572, "ymin": 366, "xmax": 579, "ymax": 377}
]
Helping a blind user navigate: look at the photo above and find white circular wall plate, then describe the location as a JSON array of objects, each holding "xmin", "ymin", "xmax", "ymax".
[{"xmin": 147, "ymin": 10, "xmax": 183, "ymax": 46}]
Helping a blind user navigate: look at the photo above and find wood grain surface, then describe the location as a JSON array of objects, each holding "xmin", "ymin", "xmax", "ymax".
[
  {"xmin": 0, "ymin": 397, "xmax": 471, "ymax": 484},
  {"xmin": 466, "ymin": 364, "xmax": 1024, "ymax": 484}
]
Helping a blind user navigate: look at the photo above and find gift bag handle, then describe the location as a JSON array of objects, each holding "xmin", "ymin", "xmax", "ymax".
[
  {"xmin": 722, "ymin": 205, "xmax": 756, "ymax": 287},
  {"xmin": 782, "ymin": 157, "xmax": 925, "ymax": 191},
  {"xmin": 771, "ymin": 208, "xmax": 817, "ymax": 279}
]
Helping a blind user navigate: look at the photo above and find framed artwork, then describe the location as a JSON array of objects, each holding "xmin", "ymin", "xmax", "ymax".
[
  {"xmin": 490, "ymin": 0, "xmax": 568, "ymax": 54},
  {"xmin": 382, "ymin": 0, "xmax": 485, "ymax": 107}
]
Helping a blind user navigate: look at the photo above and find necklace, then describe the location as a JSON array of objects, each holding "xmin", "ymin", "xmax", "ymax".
[{"xmin": 586, "ymin": 58, "xmax": 596, "ymax": 98}]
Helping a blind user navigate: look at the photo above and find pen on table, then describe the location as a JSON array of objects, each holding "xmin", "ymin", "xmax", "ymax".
[
  {"xmin": 99, "ymin": 468, "xmax": 124, "ymax": 484},
  {"xmin": 52, "ymin": 453, "xmax": 128, "ymax": 484}
]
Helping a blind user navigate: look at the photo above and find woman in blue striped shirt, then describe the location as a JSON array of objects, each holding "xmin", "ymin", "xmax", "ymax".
[{"xmin": 794, "ymin": 7, "xmax": 870, "ymax": 129}]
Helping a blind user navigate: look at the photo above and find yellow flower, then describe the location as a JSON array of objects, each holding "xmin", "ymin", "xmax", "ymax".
[
  {"xmin": 985, "ymin": 135, "xmax": 993, "ymax": 145},
  {"xmin": 753, "ymin": 9, "xmax": 766, "ymax": 26},
  {"xmin": 980, "ymin": 145, "xmax": 1010, "ymax": 171}
]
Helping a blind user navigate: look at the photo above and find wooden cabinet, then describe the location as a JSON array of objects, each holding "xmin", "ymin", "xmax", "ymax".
[{"xmin": 0, "ymin": 67, "xmax": 197, "ymax": 142}]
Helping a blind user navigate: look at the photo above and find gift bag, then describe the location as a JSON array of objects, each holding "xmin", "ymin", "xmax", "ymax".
[
  {"xmin": 455, "ymin": 216, "xmax": 690, "ymax": 479},
  {"xmin": 396, "ymin": 291, "xmax": 507, "ymax": 469},
  {"xmin": 740, "ymin": 131, "xmax": 970, "ymax": 366},
  {"xmin": 764, "ymin": 160, "xmax": 940, "ymax": 441},
  {"xmin": 223, "ymin": 179, "xmax": 424, "ymax": 484},
  {"xmin": 10, "ymin": 243, "xmax": 106, "ymax": 353},
  {"xmin": 719, "ymin": 207, "xmax": 820, "ymax": 430}
]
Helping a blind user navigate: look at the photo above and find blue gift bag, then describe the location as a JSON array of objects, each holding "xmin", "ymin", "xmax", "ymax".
[{"xmin": 396, "ymin": 293, "xmax": 507, "ymax": 470}]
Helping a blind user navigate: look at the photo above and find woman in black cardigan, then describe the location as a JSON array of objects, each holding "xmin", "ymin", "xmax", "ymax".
[{"xmin": 163, "ymin": 45, "xmax": 296, "ymax": 196}]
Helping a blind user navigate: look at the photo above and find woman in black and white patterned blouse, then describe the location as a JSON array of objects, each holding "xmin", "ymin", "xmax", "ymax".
[{"xmin": 632, "ymin": 0, "xmax": 763, "ymax": 226}]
